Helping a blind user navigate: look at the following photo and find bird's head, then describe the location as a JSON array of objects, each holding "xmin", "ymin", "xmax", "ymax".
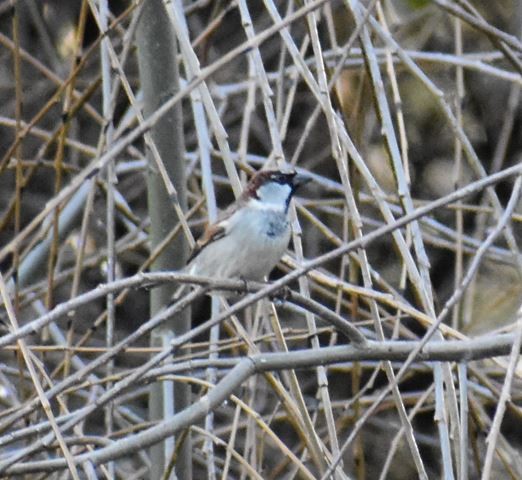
[{"xmin": 244, "ymin": 169, "xmax": 311, "ymax": 212}]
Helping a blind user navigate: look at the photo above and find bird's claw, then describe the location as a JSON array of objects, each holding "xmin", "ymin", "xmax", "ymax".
[
  {"xmin": 238, "ymin": 276, "xmax": 249, "ymax": 294},
  {"xmin": 270, "ymin": 285, "xmax": 291, "ymax": 305}
]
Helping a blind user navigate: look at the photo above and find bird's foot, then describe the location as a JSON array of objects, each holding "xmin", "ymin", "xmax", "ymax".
[
  {"xmin": 238, "ymin": 276, "xmax": 250, "ymax": 295},
  {"xmin": 269, "ymin": 285, "xmax": 291, "ymax": 305}
]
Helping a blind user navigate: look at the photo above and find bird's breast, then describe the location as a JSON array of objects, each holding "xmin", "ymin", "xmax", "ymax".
[
  {"xmin": 190, "ymin": 207, "xmax": 291, "ymax": 282},
  {"xmin": 239, "ymin": 208, "xmax": 290, "ymax": 243},
  {"xmin": 265, "ymin": 217, "xmax": 289, "ymax": 238},
  {"xmin": 227, "ymin": 208, "xmax": 291, "ymax": 279}
]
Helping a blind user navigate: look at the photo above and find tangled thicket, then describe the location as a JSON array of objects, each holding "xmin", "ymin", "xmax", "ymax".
[{"xmin": 0, "ymin": 1, "xmax": 521, "ymax": 479}]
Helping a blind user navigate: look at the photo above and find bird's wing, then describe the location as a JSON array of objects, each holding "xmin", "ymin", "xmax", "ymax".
[{"xmin": 186, "ymin": 219, "xmax": 228, "ymax": 264}]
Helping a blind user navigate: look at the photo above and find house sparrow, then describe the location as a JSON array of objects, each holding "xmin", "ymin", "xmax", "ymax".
[{"xmin": 187, "ymin": 169, "xmax": 310, "ymax": 282}]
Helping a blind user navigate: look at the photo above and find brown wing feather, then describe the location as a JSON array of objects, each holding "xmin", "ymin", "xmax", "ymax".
[{"xmin": 186, "ymin": 221, "xmax": 227, "ymax": 264}]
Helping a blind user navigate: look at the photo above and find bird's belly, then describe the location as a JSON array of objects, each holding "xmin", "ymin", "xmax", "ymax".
[
  {"xmin": 235, "ymin": 227, "xmax": 290, "ymax": 280},
  {"xmin": 217, "ymin": 210, "xmax": 290, "ymax": 280}
]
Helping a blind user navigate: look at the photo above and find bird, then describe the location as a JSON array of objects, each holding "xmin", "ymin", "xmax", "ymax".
[{"xmin": 186, "ymin": 169, "xmax": 310, "ymax": 283}]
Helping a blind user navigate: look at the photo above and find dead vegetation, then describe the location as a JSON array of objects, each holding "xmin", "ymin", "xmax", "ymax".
[{"xmin": 0, "ymin": 1, "xmax": 521, "ymax": 478}]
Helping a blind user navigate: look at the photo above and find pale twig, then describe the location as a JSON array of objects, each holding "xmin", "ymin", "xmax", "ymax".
[
  {"xmin": 0, "ymin": 31, "xmax": 102, "ymax": 126},
  {"xmin": 367, "ymin": 13, "xmax": 522, "ymax": 277},
  {"xmin": 0, "ymin": 287, "xmax": 205, "ymax": 477},
  {"xmin": 378, "ymin": 384, "xmax": 435, "ymax": 480},
  {"xmin": 434, "ymin": 175, "xmax": 522, "ymax": 329},
  {"xmin": 175, "ymin": 3, "xmax": 220, "ymax": 472},
  {"xmin": 344, "ymin": 2, "xmax": 429, "ymax": 476},
  {"xmin": 217, "ymin": 50, "xmax": 522, "ymax": 93},
  {"xmin": 480, "ymin": 177, "xmax": 522, "ymax": 478},
  {"xmin": 257, "ymin": 1, "xmax": 338, "ymax": 473},
  {"xmin": 452, "ymin": 14, "xmax": 464, "ymax": 332},
  {"xmin": 165, "ymin": 0, "xmax": 242, "ymax": 196},
  {"xmin": 2, "ymin": 160, "xmax": 519, "ymax": 354},
  {"xmin": 191, "ymin": 426, "xmax": 263, "ymax": 480},
  {"xmin": 481, "ymin": 307, "xmax": 522, "ymax": 479},
  {"xmin": 0, "ymin": 286, "xmax": 207, "ymax": 439},
  {"xmin": 2, "ymin": 4, "xmax": 521, "ymax": 475},
  {"xmin": 323, "ymin": 173, "xmax": 522, "ymax": 478},
  {"xmin": 0, "ymin": 331, "xmax": 513, "ymax": 466},
  {"xmin": 432, "ymin": 0, "xmax": 522, "ymax": 56},
  {"xmin": 3, "ymin": 331, "xmax": 521, "ymax": 475},
  {"xmin": 458, "ymin": 363, "xmax": 469, "ymax": 480},
  {"xmin": 0, "ymin": 273, "xmax": 81, "ymax": 479},
  {"xmin": 0, "ymin": 0, "xmax": 331, "ymax": 264},
  {"xmin": 97, "ymin": 0, "xmax": 116, "ymax": 475}
]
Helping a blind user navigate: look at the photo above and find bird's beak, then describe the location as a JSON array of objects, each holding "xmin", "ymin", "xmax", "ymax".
[{"xmin": 292, "ymin": 173, "xmax": 312, "ymax": 190}]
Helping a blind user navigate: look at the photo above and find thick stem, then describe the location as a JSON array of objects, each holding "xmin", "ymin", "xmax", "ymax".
[{"xmin": 136, "ymin": 1, "xmax": 190, "ymax": 478}]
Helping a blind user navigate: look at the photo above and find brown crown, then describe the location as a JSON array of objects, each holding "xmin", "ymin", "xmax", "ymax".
[{"xmin": 243, "ymin": 170, "xmax": 297, "ymax": 199}]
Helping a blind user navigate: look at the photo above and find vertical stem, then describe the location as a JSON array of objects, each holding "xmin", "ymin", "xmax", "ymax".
[
  {"xmin": 98, "ymin": 0, "xmax": 115, "ymax": 476},
  {"xmin": 12, "ymin": 0, "xmax": 23, "ymax": 316},
  {"xmin": 458, "ymin": 363, "xmax": 469, "ymax": 480},
  {"xmin": 452, "ymin": 16, "xmax": 464, "ymax": 331},
  {"xmin": 136, "ymin": 1, "xmax": 190, "ymax": 478}
]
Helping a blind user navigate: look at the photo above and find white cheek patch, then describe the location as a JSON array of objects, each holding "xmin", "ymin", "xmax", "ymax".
[{"xmin": 255, "ymin": 182, "xmax": 292, "ymax": 210}]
